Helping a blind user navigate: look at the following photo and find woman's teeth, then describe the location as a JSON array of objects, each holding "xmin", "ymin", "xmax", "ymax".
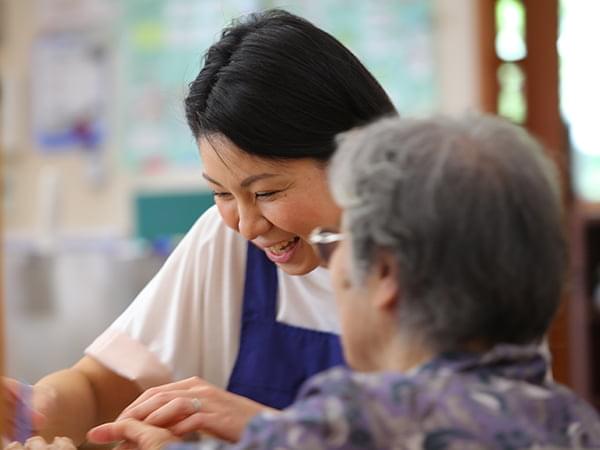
[{"xmin": 267, "ymin": 237, "xmax": 298, "ymax": 254}]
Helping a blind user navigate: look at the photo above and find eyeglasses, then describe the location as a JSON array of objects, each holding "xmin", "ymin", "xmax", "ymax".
[{"xmin": 309, "ymin": 227, "xmax": 344, "ymax": 267}]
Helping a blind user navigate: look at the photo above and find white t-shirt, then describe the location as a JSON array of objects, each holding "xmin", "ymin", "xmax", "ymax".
[{"xmin": 85, "ymin": 206, "xmax": 340, "ymax": 390}]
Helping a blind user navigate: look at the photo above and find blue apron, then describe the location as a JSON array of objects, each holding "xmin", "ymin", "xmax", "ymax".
[{"xmin": 226, "ymin": 242, "xmax": 345, "ymax": 409}]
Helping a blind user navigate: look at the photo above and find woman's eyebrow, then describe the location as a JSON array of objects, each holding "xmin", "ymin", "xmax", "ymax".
[
  {"xmin": 240, "ymin": 173, "xmax": 278, "ymax": 188},
  {"xmin": 202, "ymin": 173, "xmax": 223, "ymax": 187},
  {"xmin": 202, "ymin": 173, "xmax": 279, "ymax": 188}
]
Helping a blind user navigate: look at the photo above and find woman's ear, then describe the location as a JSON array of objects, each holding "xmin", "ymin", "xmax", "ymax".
[{"xmin": 372, "ymin": 251, "xmax": 400, "ymax": 311}]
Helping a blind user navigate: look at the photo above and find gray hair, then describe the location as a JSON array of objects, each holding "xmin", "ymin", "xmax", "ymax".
[{"xmin": 329, "ymin": 114, "xmax": 565, "ymax": 352}]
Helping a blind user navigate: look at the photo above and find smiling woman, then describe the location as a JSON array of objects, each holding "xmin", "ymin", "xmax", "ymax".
[
  {"xmin": 1, "ymin": 8, "xmax": 396, "ymax": 445},
  {"xmin": 199, "ymin": 136, "xmax": 341, "ymax": 274}
]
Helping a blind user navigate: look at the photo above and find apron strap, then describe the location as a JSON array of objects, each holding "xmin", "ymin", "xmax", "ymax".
[
  {"xmin": 241, "ymin": 242, "xmax": 278, "ymax": 320},
  {"xmin": 226, "ymin": 241, "xmax": 344, "ymax": 409}
]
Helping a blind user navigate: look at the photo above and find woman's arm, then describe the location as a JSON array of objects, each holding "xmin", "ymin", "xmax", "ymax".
[{"xmin": 33, "ymin": 356, "xmax": 142, "ymax": 444}]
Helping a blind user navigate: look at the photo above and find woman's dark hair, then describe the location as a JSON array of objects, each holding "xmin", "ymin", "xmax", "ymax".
[{"xmin": 184, "ymin": 9, "xmax": 396, "ymax": 160}]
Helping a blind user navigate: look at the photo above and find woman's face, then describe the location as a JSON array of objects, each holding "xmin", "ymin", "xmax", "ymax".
[{"xmin": 199, "ymin": 136, "xmax": 342, "ymax": 275}]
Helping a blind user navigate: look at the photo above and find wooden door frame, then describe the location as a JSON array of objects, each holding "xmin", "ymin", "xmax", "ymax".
[{"xmin": 478, "ymin": 0, "xmax": 571, "ymax": 386}]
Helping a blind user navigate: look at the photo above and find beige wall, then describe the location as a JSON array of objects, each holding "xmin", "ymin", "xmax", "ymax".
[
  {"xmin": 1, "ymin": 0, "xmax": 482, "ymax": 240},
  {"xmin": 434, "ymin": 0, "xmax": 481, "ymax": 115}
]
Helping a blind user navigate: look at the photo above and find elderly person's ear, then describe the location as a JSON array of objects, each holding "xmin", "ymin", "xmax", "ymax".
[{"xmin": 371, "ymin": 251, "xmax": 400, "ymax": 311}]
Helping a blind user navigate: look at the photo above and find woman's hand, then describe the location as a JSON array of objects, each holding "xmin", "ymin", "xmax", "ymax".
[
  {"xmin": 117, "ymin": 377, "xmax": 275, "ymax": 442},
  {"xmin": 5, "ymin": 436, "xmax": 75, "ymax": 450},
  {"xmin": 88, "ymin": 419, "xmax": 179, "ymax": 450}
]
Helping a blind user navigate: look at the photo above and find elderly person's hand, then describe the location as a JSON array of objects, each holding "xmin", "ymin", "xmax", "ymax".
[
  {"xmin": 87, "ymin": 419, "xmax": 179, "ymax": 450},
  {"xmin": 116, "ymin": 377, "xmax": 275, "ymax": 443},
  {"xmin": 4, "ymin": 437, "xmax": 74, "ymax": 450}
]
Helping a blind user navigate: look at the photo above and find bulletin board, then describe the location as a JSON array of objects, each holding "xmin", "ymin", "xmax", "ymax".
[
  {"xmin": 31, "ymin": 31, "xmax": 108, "ymax": 152},
  {"xmin": 118, "ymin": 0, "xmax": 438, "ymax": 173}
]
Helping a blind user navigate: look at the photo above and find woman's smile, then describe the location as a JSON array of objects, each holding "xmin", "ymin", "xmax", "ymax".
[{"xmin": 262, "ymin": 236, "xmax": 301, "ymax": 263}]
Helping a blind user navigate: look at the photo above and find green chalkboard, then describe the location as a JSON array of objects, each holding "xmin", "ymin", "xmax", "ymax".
[{"xmin": 134, "ymin": 191, "xmax": 214, "ymax": 241}]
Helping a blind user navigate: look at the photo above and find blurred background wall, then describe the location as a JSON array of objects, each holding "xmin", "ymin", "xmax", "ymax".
[{"xmin": 1, "ymin": 0, "xmax": 599, "ymax": 412}]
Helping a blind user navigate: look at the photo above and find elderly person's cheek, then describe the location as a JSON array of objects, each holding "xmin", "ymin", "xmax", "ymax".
[
  {"xmin": 329, "ymin": 241, "xmax": 352, "ymax": 292},
  {"xmin": 329, "ymin": 241, "xmax": 356, "ymax": 348},
  {"xmin": 329, "ymin": 243, "xmax": 355, "ymax": 359}
]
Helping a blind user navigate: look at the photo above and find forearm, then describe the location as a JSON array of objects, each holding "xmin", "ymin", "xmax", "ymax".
[
  {"xmin": 35, "ymin": 368, "xmax": 98, "ymax": 444},
  {"xmin": 34, "ymin": 357, "xmax": 142, "ymax": 445}
]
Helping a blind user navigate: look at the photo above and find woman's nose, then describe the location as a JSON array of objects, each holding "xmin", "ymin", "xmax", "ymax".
[{"xmin": 237, "ymin": 205, "xmax": 270, "ymax": 240}]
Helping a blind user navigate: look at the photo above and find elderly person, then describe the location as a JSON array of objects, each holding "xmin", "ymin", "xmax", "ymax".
[{"xmin": 14, "ymin": 114, "xmax": 600, "ymax": 449}]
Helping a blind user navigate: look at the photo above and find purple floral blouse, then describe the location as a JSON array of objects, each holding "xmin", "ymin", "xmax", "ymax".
[{"xmin": 171, "ymin": 344, "xmax": 600, "ymax": 450}]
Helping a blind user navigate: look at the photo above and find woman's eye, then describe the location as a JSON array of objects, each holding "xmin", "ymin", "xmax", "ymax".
[
  {"xmin": 212, "ymin": 191, "xmax": 232, "ymax": 198},
  {"xmin": 255, "ymin": 191, "xmax": 278, "ymax": 199}
]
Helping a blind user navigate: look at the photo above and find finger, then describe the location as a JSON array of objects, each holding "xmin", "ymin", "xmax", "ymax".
[
  {"xmin": 118, "ymin": 389, "xmax": 196, "ymax": 421},
  {"xmin": 88, "ymin": 420, "xmax": 159, "ymax": 443},
  {"xmin": 87, "ymin": 422, "xmax": 122, "ymax": 444},
  {"xmin": 169, "ymin": 413, "xmax": 203, "ymax": 437},
  {"xmin": 50, "ymin": 437, "xmax": 76, "ymax": 450},
  {"xmin": 118, "ymin": 393, "xmax": 180, "ymax": 422},
  {"xmin": 23, "ymin": 436, "xmax": 48, "ymax": 450},
  {"xmin": 88, "ymin": 419, "xmax": 178, "ymax": 450},
  {"xmin": 117, "ymin": 391, "xmax": 158, "ymax": 419},
  {"xmin": 118, "ymin": 378, "xmax": 208, "ymax": 419},
  {"xmin": 169, "ymin": 395, "xmax": 267, "ymax": 443},
  {"xmin": 144, "ymin": 397, "xmax": 202, "ymax": 427},
  {"xmin": 5, "ymin": 442, "xmax": 25, "ymax": 450},
  {"xmin": 169, "ymin": 413, "xmax": 222, "ymax": 439},
  {"xmin": 159, "ymin": 377, "xmax": 210, "ymax": 391},
  {"xmin": 120, "ymin": 378, "xmax": 202, "ymax": 413}
]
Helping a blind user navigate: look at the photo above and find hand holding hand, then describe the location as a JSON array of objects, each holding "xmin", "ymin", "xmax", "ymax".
[{"xmin": 117, "ymin": 377, "xmax": 275, "ymax": 442}]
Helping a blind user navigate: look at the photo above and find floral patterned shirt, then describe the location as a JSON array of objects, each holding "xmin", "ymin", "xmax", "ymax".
[{"xmin": 172, "ymin": 344, "xmax": 600, "ymax": 450}]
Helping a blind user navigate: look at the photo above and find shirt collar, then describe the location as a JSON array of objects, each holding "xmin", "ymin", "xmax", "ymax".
[{"xmin": 412, "ymin": 343, "xmax": 548, "ymax": 384}]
